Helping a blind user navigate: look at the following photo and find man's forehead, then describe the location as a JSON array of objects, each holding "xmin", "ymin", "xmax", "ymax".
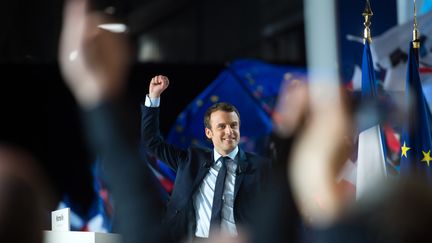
[{"xmin": 210, "ymin": 110, "xmax": 239, "ymax": 122}]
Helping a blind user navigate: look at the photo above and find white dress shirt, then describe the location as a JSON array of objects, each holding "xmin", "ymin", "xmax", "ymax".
[
  {"xmin": 193, "ymin": 147, "xmax": 238, "ymax": 238},
  {"xmin": 145, "ymin": 95, "xmax": 160, "ymax": 107}
]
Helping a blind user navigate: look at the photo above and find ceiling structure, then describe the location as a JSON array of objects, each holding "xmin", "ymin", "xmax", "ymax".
[{"xmin": 0, "ymin": 0, "xmax": 305, "ymax": 65}]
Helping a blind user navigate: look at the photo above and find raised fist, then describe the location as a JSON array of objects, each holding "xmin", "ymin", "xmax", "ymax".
[{"xmin": 149, "ymin": 75, "xmax": 170, "ymax": 98}]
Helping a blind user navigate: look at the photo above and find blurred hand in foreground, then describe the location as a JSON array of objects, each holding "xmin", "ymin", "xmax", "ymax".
[{"xmin": 59, "ymin": 0, "xmax": 131, "ymax": 108}]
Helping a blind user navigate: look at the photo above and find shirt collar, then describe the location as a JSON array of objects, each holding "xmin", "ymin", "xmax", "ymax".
[{"xmin": 213, "ymin": 146, "xmax": 238, "ymax": 163}]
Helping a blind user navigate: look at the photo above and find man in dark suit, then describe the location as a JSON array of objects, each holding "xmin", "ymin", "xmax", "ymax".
[{"xmin": 141, "ymin": 75, "xmax": 271, "ymax": 242}]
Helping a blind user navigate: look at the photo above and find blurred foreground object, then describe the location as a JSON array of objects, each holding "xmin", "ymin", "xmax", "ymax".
[{"xmin": 0, "ymin": 144, "xmax": 55, "ymax": 243}]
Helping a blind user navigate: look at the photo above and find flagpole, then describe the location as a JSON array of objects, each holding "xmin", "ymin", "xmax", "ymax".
[
  {"xmin": 413, "ymin": 0, "xmax": 420, "ymax": 62},
  {"xmin": 363, "ymin": 0, "xmax": 373, "ymax": 44}
]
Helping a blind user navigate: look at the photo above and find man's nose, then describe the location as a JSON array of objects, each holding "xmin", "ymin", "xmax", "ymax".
[{"xmin": 225, "ymin": 126, "xmax": 233, "ymax": 134}]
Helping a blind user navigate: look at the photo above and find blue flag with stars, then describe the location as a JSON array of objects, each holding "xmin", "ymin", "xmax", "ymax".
[
  {"xmin": 166, "ymin": 59, "xmax": 306, "ymax": 156},
  {"xmin": 400, "ymin": 43, "xmax": 432, "ymax": 181}
]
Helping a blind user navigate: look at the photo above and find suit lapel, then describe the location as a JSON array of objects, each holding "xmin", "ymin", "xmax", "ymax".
[
  {"xmin": 191, "ymin": 150, "xmax": 213, "ymax": 193},
  {"xmin": 234, "ymin": 149, "xmax": 249, "ymax": 199}
]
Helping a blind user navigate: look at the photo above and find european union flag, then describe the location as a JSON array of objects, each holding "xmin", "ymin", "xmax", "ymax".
[
  {"xmin": 424, "ymin": 80, "xmax": 432, "ymax": 113},
  {"xmin": 167, "ymin": 59, "xmax": 306, "ymax": 155},
  {"xmin": 400, "ymin": 43, "xmax": 432, "ymax": 181}
]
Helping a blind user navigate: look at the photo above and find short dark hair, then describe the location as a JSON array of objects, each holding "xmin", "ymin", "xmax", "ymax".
[{"xmin": 204, "ymin": 102, "xmax": 240, "ymax": 129}]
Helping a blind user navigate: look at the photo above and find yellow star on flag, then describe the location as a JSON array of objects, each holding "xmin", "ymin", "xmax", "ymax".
[
  {"xmin": 210, "ymin": 95, "xmax": 219, "ymax": 103},
  {"xmin": 401, "ymin": 141, "xmax": 411, "ymax": 158},
  {"xmin": 421, "ymin": 150, "xmax": 432, "ymax": 167}
]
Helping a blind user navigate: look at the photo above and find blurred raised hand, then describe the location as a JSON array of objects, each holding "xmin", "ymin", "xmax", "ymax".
[
  {"xmin": 286, "ymin": 83, "xmax": 353, "ymax": 227},
  {"xmin": 58, "ymin": 0, "xmax": 131, "ymax": 108}
]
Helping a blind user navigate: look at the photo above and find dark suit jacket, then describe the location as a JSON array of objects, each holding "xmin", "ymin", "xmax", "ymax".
[{"xmin": 141, "ymin": 104, "xmax": 271, "ymax": 241}]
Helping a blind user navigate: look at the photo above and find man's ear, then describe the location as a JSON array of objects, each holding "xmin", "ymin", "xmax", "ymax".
[{"xmin": 205, "ymin": 127, "xmax": 212, "ymax": 139}]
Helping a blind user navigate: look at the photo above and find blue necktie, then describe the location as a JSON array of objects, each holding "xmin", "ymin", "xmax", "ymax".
[{"xmin": 209, "ymin": 156, "xmax": 228, "ymax": 233}]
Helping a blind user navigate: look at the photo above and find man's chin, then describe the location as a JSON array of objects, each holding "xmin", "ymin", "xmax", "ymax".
[{"xmin": 222, "ymin": 144, "xmax": 237, "ymax": 152}]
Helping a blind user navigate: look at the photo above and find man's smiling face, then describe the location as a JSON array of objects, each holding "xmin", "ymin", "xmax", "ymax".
[{"xmin": 205, "ymin": 110, "xmax": 240, "ymax": 156}]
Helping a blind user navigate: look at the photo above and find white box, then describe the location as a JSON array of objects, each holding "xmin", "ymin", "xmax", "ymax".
[
  {"xmin": 51, "ymin": 208, "xmax": 70, "ymax": 231},
  {"xmin": 43, "ymin": 231, "xmax": 122, "ymax": 243}
]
